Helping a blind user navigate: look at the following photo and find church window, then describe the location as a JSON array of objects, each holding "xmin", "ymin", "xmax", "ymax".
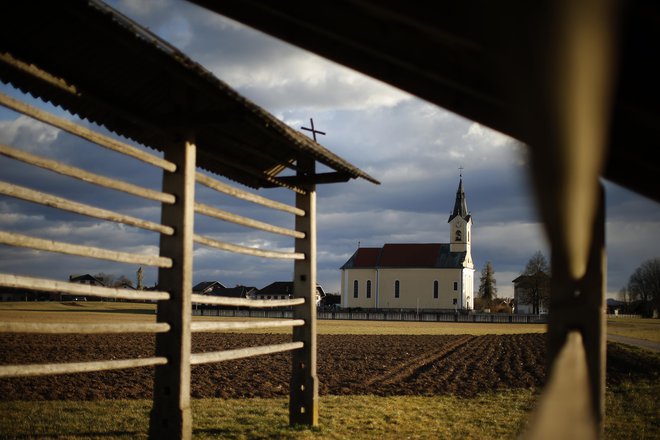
[
  {"xmin": 353, "ymin": 280, "xmax": 358, "ymax": 298},
  {"xmin": 453, "ymin": 282, "xmax": 458, "ymax": 291},
  {"xmin": 456, "ymin": 230, "xmax": 462, "ymax": 241},
  {"xmin": 433, "ymin": 280, "xmax": 439, "ymax": 299},
  {"xmin": 453, "ymin": 298, "xmax": 458, "ymax": 305},
  {"xmin": 366, "ymin": 280, "xmax": 372, "ymax": 298},
  {"xmin": 395, "ymin": 280, "xmax": 400, "ymax": 298}
]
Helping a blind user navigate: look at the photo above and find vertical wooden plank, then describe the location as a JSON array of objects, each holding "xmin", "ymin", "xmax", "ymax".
[
  {"xmin": 289, "ymin": 157, "xmax": 318, "ymax": 426},
  {"xmin": 149, "ymin": 142, "xmax": 196, "ymax": 440},
  {"xmin": 525, "ymin": 332, "xmax": 597, "ymax": 440},
  {"xmin": 546, "ymin": 185, "xmax": 606, "ymax": 434}
]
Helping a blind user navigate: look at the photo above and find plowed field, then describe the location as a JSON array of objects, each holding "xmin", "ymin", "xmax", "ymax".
[{"xmin": 0, "ymin": 333, "xmax": 655, "ymax": 401}]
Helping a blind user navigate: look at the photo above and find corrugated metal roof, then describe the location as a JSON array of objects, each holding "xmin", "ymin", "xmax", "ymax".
[
  {"xmin": 341, "ymin": 244, "xmax": 466, "ymax": 269},
  {"xmin": 194, "ymin": 0, "xmax": 660, "ymax": 204},
  {"xmin": 0, "ymin": 0, "xmax": 378, "ymax": 189}
]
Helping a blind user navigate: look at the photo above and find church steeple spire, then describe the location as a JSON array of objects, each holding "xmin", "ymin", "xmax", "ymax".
[{"xmin": 448, "ymin": 176, "xmax": 470, "ymax": 223}]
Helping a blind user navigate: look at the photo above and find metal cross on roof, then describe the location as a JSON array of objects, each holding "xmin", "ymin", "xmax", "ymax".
[
  {"xmin": 301, "ymin": 118, "xmax": 326, "ymax": 142},
  {"xmin": 458, "ymin": 166, "xmax": 464, "ymax": 178}
]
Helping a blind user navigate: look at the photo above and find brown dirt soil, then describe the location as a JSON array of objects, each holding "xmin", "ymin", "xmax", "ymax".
[{"xmin": 0, "ymin": 333, "xmax": 655, "ymax": 401}]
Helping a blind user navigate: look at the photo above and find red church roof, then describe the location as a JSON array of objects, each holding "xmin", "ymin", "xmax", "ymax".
[{"xmin": 341, "ymin": 243, "xmax": 466, "ymax": 269}]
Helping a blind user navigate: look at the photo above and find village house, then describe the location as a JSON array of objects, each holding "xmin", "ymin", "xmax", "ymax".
[
  {"xmin": 256, "ymin": 281, "xmax": 326, "ymax": 307},
  {"xmin": 340, "ymin": 177, "xmax": 475, "ymax": 310},
  {"xmin": 512, "ymin": 273, "xmax": 550, "ymax": 314}
]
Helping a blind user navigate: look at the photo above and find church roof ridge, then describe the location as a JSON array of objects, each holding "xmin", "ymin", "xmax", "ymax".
[{"xmin": 340, "ymin": 243, "xmax": 466, "ymax": 269}]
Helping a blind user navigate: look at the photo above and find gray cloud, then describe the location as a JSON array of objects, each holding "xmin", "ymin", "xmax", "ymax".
[{"xmin": 0, "ymin": 0, "xmax": 657, "ymax": 299}]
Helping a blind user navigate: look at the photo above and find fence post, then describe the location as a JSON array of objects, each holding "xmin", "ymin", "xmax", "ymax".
[
  {"xmin": 149, "ymin": 141, "xmax": 196, "ymax": 440},
  {"xmin": 290, "ymin": 157, "xmax": 318, "ymax": 426},
  {"xmin": 546, "ymin": 185, "xmax": 606, "ymax": 433}
]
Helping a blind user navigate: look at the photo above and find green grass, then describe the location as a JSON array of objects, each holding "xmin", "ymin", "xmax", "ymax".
[
  {"xmin": 0, "ymin": 392, "xmax": 538, "ymax": 440},
  {"xmin": 0, "ymin": 301, "xmax": 545, "ymax": 335},
  {"xmin": 0, "ymin": 384, "xmax": 656, "ymax": 440},
  {"xmin": 0, "ymin": 302, "xmax": 656, "ymax": 439},
  {"xmin": 607, "ymin": 317, "xmax": 660, "ymax": 343}
]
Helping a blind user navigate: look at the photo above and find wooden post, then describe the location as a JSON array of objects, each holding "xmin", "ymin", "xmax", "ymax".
[
  {"xmin": 546, "ymin": 185, "xmax": 606, "ymax": 432},
  {"xmin": 149, "ymin": 141, "xmax": 196, "ymax": 440},
  {"xmin": 289, "ymin": 156, "xmax": 318, "ymax": 426}
]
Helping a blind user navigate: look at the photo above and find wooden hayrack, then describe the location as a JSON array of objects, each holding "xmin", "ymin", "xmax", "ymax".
[{"xmin": 0, "ymin": 2, "xmax": 377, "ymax": 439}]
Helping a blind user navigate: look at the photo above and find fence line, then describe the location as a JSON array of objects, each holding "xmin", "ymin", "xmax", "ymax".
[
  {"xmin": 0, "ymin": 273, "xmax": 170, "ymax": 301},
  {"xmin": 192, "ymin": 308, "xmax": 548, "ymax": 323}
]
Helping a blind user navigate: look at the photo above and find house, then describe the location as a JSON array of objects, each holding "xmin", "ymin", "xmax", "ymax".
[
  {"xmin": 192, "ymin": 281, "xmax": 227, "ymax": 295},
  {"xmin": 340, "ymin": 177, "xmax": 475, "ymax": 310},
  {"xmin": 69, "ymin": 274, "xmax": 105, "ymax": 286},
  {"xmin": 257, "ymin": 281, "xmax": 326, "ymax": 307},
  {"xmin": 64, "ymin": 274, "xmax": 107, "ymax": 301},
  {"xmin": 512, "ymin": 272, "xmax": 550, "ymax": 314}
]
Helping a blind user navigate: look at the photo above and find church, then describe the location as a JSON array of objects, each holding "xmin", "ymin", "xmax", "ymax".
[{"xmin": 340, "ymin": 177, "xmax": 475, "ymax": 310}]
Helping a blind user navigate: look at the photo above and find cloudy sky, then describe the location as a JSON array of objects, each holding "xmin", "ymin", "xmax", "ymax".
[{"xmin": 1, "ymin": 0, "xmax": 658, "ymax": 300}]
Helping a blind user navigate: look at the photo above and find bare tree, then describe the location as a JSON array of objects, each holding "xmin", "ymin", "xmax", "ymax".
[
  {"xmin": 478, "ymin": 261, "xmax": 497, "ymax": 304},
  {"xmin": 94, "ymin": 272, "xmax": 115, "ymax": 287},
  {"xmin": 517, "ymin": 251, "xmax": 551, "ymax": 314},
  {"xmin": 627, "ymin": 257, "xmax": 660, "ymax": 317}
]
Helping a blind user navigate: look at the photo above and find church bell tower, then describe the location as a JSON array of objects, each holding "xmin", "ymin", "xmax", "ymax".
[{"xmin": 448, "ymin": 176, "xmax": 472, "ymax": 265}]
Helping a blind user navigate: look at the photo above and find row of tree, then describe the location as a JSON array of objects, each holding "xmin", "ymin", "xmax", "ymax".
[{"xmin": 478, "ymin": 252, "xmax": 659, "ymax": 317}]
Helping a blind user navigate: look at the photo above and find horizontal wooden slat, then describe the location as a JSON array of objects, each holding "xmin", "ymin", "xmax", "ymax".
[
  {"xmin": 191, "ymin": 293, "xmax": 304, "ymax": 308},
  {"xmin": 0, "ymin": 143, "xmax": 175, "ymax": 204},
  {"xmin": 0, "ymin": 181, "xmax": 173, "ymax": 235},
  {"xmin": 0, "ymin": 322, "xmax": 170, "ymax": 334},
  {"xmin": 0, "ymin": 357, "xmax": 168, "ymax": 378},
  {"xmin": 195, "ymin": 202, "xmax": 304, "ymax": 238},
  {"xmin": 0, "ymin": 91, "xmax": 176, "ymax": 172},
  {"xmin": 196, "ymin": 172, "xmax": 304, "ymax": 216},
  {"xmin": 190, "ymin": 341, "xmax": 303, "ymax": 365},
  {"xmin": 0, "ymin": 231, "xmax": 172, "ymax": 268},
  {"xmin": 190, "ymin": 319, "xmax": 304, "ymax": 332},
  {"xmin": 194, "ymin": 234, "xmax": 304, "ymax": 260},
  {"xmin": 0, "ymin": 273, "xmax": 170, "ymax": 301}
]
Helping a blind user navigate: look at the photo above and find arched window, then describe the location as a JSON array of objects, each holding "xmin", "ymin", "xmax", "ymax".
[
  {"xmin": 353, "ymin": 280, "xmax": 359, "ymax": 298},
  {"xmin": 433, "ymin": 280, "xmax": 439, "ymax": 299},
  {"xmin": 366, "ymin": 280, "xmax": 372, "ymax": 298},
  {"xmin": 394, "ymin": 280, "xmax": 400, "ymax": 298},
  {"xmin": 456, "ymin": 230, "xmax": 462, "ymax": 241}
]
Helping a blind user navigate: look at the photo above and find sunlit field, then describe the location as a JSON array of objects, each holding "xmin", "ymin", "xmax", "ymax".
[
  {"xmin": 0, "ymin": 301, "xmax": 546, "ymax": 335},
  {"xmin": 0, "ymin": 302, "xmax": 657, "ymax": 439}
]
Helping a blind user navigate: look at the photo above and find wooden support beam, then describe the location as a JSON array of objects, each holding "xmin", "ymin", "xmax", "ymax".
[
  {"xmin": 516, "ymin": 1, "xmax": 617, "ymax": 437},
  {"xmin": 149, "ymin": 142, "xmax": 196, "ymax": 440},
  {"xmin": 546, "ymin": 185, "xmax": 606, "ymax": 433},
  {"xmin": 289, "ymin": 156, "xmax": 318, "ymax": 426},
  {"xmin": 261, "ymin": 171, "xmax": 352, "ymax": 186}
]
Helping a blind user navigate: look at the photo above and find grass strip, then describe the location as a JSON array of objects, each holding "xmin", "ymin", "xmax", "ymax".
[{"xmin": 0, "ymin": 383, "xmax": 656, "ymax": 440}]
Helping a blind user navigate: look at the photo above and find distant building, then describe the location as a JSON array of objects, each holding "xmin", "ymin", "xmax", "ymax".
[
  {"xmin": 257, "ymin": 281, "xmax": 325, "ymax": 307},
  {"xmin": 192, "ymin": 281, "xmax": 227, "ymax": 294},
  {"xmin": 69, "ymin": 274, "xmax": 105, "ymax": 286},
  {"xmin": 512, "ymin": 273, "xmax": 550, "ymax": 314},
  {"xmin": 339, "ymin": 177, "xmax": 475, "ymax": 310}
]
